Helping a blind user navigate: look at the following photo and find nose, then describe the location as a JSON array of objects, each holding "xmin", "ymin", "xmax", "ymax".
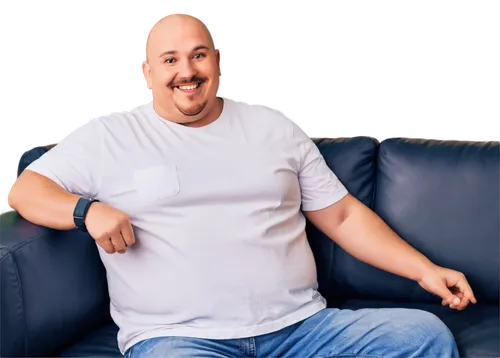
[{"xmin": 177, "ymin": 59, "xmax": 197, "ymax": 82}]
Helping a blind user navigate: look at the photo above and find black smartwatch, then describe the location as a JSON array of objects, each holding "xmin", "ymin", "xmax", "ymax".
[{"xmin": 73, "ymin": 197, "xmax": 100, "ymax": 232}]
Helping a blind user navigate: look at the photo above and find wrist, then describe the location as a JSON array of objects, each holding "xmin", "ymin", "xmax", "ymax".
[
  {"xmin": 414, "ymin": 260, "xmax": 439, "ymax": 282},
  {"xmin": 73, "ymin": 197, "xmax": 100, "ymax": 232},
  {"xmin": 83, "ymin": 201, "xmax": 101, "ymax": 226}
]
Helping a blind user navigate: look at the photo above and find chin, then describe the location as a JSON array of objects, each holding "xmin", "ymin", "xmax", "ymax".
[
  {"xmin": 177, "ymin": 118, "xmax": 204, "ymax": 127},
  {"xmin": 184, "ymin": 117, "xmax": 201, "ymax": 124},
  {"xmin": 177, "ymin": 101, "xmax": 207, "ymax": 117}
]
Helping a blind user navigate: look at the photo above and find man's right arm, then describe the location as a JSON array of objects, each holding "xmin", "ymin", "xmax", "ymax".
[
  {"xmin": 8, "ymin": 170, "xmax": 135, "ymax": 254},
  {"xmin": 8, "ymin": 119, "xmax": 135, "ymax": 254},
  {"xmin": 9, "ymin": 169, "xmax": 81, "ymax": 230}
]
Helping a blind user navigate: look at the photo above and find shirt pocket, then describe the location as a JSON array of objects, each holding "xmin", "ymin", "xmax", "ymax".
[{"xmin": 133, "ymin": 163, "xmax": 180, "ymax": 202}]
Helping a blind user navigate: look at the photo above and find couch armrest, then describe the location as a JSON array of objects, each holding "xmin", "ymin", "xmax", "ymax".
[{"xmin": 1, "ymin": 210, "xmax": 110, "ymax": 357}]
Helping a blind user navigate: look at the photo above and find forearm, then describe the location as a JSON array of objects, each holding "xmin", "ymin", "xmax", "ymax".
[
  {"xmin": 332, "ymin": 203, "xmax": 435, "ymax": 281},
  {"xmin": 8, "ymin": 170, "xmax": 80, "ymax": 230}
]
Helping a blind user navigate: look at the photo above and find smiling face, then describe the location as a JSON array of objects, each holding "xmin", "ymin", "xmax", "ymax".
[{"xmin": 143, "ymin": 15, "xmax": 222, "ymax": 126}]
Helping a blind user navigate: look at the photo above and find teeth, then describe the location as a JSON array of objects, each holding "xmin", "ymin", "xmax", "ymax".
[{"xmin": 178, "ymin": 83, "xmax": 199, "ymax": 90}]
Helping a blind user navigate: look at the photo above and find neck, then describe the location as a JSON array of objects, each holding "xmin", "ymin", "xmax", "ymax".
[
  {"xmin": 153, "ymin": 97, "xmax": 223, "ymax": 128},
  {"xmin": 183, "ymin": 97, "xmax": 223, "ymax": 128}
]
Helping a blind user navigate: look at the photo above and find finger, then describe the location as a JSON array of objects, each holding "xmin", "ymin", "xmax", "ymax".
[
  {"xmin": 98, "ymin": 238, "xmax": 116, "ymax": 254},
  {"xmin": 110, "ymin": 234, "xmax": 127, "ymax": 253},
  {"xmin": 117, "ymin": 233, "xmax": 128, "ymax": 253},
  {"xmin": 428, "ymin": 281, "xmax": 459, "ymax": 306},
  {"xmin": 456, "ymin": 292, "xmax": 464, "ymax": 299},
  {"xmin": 449, "ymin": 296, "xmax": 461, "ymax": 310},
  {"xmin": 121, "ymin": 222, "xmax": 136, "ymax": 247},
  {"xmin": 115, "ymin": 247, "xmax": 126, "ymax": 254},
  {"xmin": 457, "ymin": 296, "xmax": 470, "ymax": 310},
  {"xmin": 444, "ymin": 292, "xmax": 466, "ymax": 309},
  {"xmin": 455, "ymin": 277, "xmax": 477, "ymax": 304}
]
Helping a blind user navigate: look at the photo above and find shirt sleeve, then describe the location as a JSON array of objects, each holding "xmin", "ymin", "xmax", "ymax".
[
  {"xmin": 25, "ymin": 119, "xmax": 103, "ymax": 199},
  {"xmin": 291, "ymin": 121, "xmax": 349, "ymax": 211}
]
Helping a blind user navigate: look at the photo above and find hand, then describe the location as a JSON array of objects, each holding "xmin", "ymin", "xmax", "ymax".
[
  {"xmin": 417, "ymin": 266, "xmax": 477, "ymax": 310},
  {"xmin": 84, "ymin": 202, "xmax": 136, "ymax": 254}
]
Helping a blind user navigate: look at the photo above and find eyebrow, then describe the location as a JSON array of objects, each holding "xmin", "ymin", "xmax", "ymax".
[{"xmin": 158, "ymin": 45, "xmax": 210, "ymax": 58}]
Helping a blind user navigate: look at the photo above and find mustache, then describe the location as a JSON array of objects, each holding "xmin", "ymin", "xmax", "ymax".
[{"xmin": 170, "ymin": 76, "xmax": 207, "ymax": 88}]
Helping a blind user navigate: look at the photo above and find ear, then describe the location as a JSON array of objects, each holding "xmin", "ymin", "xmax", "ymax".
[
  {"xmin": 215, "ymin": 47, "xmax": 224, "ymax": 75},
  {"xmin": 142, "ymin": 61, "xmax": 153, "ymax": 89},
  {"xmin": 215, "ymin": 49, "xmax": 221, "ymax": 76}
]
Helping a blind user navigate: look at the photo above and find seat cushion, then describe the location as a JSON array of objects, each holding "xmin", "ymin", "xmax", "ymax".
[
  {"xmin": 54, "ymin": 320, "xmax": 121, "ymax": 357},
  {"xmin": 341, "ymin": 299, "xmax": 499, "ymax": 358}
]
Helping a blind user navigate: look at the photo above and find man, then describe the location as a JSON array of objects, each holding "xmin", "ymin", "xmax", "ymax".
[{"xmin": 9, "ymin": 14, "xmax": 476, "ymax": 358}]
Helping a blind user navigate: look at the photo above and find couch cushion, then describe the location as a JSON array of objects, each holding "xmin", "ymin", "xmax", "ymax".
[
  {"xmin": 17, "ymin": 144, "xmax": 55, "ymax": 177},
  {"xmin": 306, "ymin": 137, "xmax": 379, "ymax": 305},
  {"xmin": 54, "ymin": 320, "xmax": 121, "ymax": 357},
  {"xmin": 0, "ymin": 211, "xmax": 111, "ymax": 357},
  {"xmin": 341, "ymin": 298, "xmax": 499, "ymax": 358},
  {"xmin": 312, "ymin": 137, "xmax": 379, "ymax": 209},
  {"xmin": 331, "ymin": 138, "xmax": 499, "ymax": 304}
]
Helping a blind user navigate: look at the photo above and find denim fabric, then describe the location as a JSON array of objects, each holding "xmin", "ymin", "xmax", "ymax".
[{"xmin": 124, "ymin": 308, "xmax": 458, "ymax": 357}]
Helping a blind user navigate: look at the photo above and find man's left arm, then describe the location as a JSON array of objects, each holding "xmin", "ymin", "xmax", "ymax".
[{"xmin": 303, "ymin": 193, "xmax": 477, "ymax": 310}]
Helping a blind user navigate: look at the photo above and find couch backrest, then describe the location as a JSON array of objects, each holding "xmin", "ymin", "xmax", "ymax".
[
  {"xmin": 332, "ymin": 138, "xmax": 500, "ymax": 304},
  {"xmin": 17, "ymin": 144, "xmax": 55, "ymax": 177},
  {"xmin": 307, "ymin": 137, "xmax": 379, "ymax": 305}
]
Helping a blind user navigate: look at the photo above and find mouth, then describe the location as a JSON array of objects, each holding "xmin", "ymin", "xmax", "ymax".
[{"xmin": 173, "ymin": 81, "xmax": 203, "ymax": 94}]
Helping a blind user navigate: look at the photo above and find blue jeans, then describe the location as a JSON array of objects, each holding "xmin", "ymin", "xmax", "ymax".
[{"xmin": 124, "ymin": 308, "xmax": 459, "ymax": 357}]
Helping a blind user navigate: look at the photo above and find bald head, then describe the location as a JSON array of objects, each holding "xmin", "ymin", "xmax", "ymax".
[
  {"xmin": 141, "ymin": 14, "xmax": 222, "ymax": 127},
  {"xmin": 146, "ymin": 14, "xmax": 215, "ymax": 62}
]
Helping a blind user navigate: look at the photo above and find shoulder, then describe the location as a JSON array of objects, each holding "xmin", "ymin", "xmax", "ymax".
[
  {"xmin": 92, "ymin": 102, "xmax": 152, "ymax": 130},
  {"xmin": 227, "ymin": 99, "xmax": 307, "ymax": 138},
  {"xmin": 45, "ymin": 103, "xmax": 152, "ymax": 152},
  {"xmin": 65, "ymin": 102, "xmax": 150, "ymax": 137}
]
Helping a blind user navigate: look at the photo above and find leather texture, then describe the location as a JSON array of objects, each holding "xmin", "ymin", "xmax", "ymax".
[
  {"xmin": 0, "ymin": 211, "xmax": 111, "ymax": 357},
  {"xmin": 330, "ymin": 138, "xmax": 500, "ymax": 306},
  {"xmin": 17, "ymin": 144, "xmax": 54, "ymax": 177},
  {"xmin": 1, "ymin": 137, "xmax": 498, "ymax": 357},
  {"xmin": 307, "ymin": 137, "xmax": 379, "ymax": 306}
]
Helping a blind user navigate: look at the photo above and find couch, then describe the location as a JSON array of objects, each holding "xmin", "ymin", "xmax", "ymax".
[{"xmin": 1, "ymin": 137, "xmax": 498, "ymax": 357}]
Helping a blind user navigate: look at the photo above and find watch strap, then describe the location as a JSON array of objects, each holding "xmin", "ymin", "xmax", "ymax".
[{"xmin": 73, "ymin": 197, "xmax": 99, "ymax": 232}]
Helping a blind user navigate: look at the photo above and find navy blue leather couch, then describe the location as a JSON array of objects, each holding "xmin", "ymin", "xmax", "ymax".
[{"xmin": 2, "ymin": 137, "xmax": 499, "ymax": 357}]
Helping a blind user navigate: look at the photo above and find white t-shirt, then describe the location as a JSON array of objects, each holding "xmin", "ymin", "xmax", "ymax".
[{"xmin": 26, "ymin": 98, "xmax": 348, "ymax": 354}]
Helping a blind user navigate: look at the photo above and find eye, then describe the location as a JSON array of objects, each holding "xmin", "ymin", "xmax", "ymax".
[
  {"xmin": 193, "ymin": 53, "xmax": 205, "ymax": 59},
  {"xmin": 165, "ymin": 58, "xmax": 176, "ymax": 64}
]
